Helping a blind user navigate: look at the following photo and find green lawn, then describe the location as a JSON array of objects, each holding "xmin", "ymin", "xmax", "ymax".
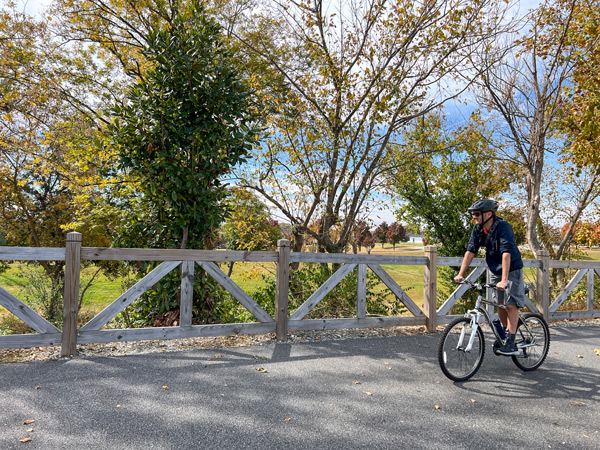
[{"xmin": 0, "ymin": 263, "xmax": 123, "ymax": 318}]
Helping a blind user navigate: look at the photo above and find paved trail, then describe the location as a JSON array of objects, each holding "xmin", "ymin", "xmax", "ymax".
[{"xmin": 1, "ymin": 325, "xmax": 599, "ymax": 449}]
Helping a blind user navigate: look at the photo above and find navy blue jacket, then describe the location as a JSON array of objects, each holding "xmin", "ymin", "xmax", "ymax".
[{"xmin": 467, "ymin": 217, "xmax": 523, "ymax": 275}]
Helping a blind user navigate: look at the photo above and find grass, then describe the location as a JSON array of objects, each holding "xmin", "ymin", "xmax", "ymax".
[{"xmin": 0, "ymin": 263, "xmax": 124, "ymax": 320}]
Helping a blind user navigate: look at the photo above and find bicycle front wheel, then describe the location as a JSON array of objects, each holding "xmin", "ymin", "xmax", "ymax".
[
  {"xmin": 511, "ymin": 313, "xmax": 550, "ymax": 371},
  {"xmin": 438, "ymin": 317, "xmax": 485, "ymax": 382}
]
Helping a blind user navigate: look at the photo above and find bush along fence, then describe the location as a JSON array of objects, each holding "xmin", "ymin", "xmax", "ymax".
[{"xmin": 1, "ymin": 233, "xmax": 599, "ymax": 357}]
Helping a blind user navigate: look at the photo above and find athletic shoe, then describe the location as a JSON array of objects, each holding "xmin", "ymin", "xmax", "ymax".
[{"xmin": 497, "ymin": 341, "xmax": 519, "ymax": 356}]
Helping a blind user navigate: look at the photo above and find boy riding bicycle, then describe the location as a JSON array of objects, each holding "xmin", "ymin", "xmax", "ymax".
[{"xmin": 454, "ymin": 199, "xmax": 526, "ymax": 356}]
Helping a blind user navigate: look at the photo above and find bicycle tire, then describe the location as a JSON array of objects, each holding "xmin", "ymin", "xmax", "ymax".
[
  {"xmin": 511, "ymin": 313, "xmax": 550, "ymax": 371},
  {"xmin": 438, "ymin": 317, "xmax": 485, "ymax": 382}
]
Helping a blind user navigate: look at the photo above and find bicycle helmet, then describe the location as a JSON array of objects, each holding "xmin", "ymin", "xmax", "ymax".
[{"xmin": 467, "ymin": 199, "xmax": 498, "ymax": 213}]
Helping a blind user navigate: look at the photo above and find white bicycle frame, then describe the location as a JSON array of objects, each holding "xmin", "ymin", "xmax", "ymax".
[{"xmin": 455, "ymin": 282, "xmax": 539, "ymax": 353}]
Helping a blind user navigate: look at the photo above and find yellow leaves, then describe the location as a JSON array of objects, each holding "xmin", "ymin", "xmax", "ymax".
[
  {"xmin": 365, "ymin": 391, "xmax": 373, "ymax": 396},
  {"xmin": 22, "ymin": 420, "xmax": 35, "ymax": 425},
  {"xmin": 257, "ymin": 367, "xmax": 268, "ymax": 373},
  {"xmin": 594, "ymin": 348, "xmax": 600, "ymax": 356},
  {"xmin": 434, "ymin": 405, "xmax": 441, "ymax": 410},
  {"xmin": 19, "ymin": 438, "xmax": 32, "ymax": 443},
  {"xmin": 162, "ymin": 385, "xmax": 169, "ymax": 390}
]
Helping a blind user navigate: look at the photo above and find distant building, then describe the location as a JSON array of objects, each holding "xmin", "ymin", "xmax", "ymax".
[{"xmin": 408, "ymin": 234, "xmax": 424, "ymax": 244}]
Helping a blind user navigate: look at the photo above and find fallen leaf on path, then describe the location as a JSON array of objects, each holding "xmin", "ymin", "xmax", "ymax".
[
  {"xmin": 435, "ymin": 405, "xmax": 441, "ymax": 410},
  {"xmin": 26, "ymin": 428, "xmax": 34, "ymax": 433},
  {"xmin": 19, "ymin": 438, "xmax": 32, "ymax": 443},
  {"xmin": 594, "ymin": 349, "xmax": 600, "ymax": 356},
  {"xmin": 22, "ymin": 420, "xmax": 35, "ymax": 425},
  {"xmin": 471, "ymin": 399, "xmax": 476, "ymax": 403},
  {"xmin": 284, "ymin": 417, "xmax": 291, "ymax": 422},
  {"xmin": 162, "ymin": 386, "xmax": 169, "ymax": 390},
  {"xmin": 365, "ymin": 392, "xmax": 372, "ymax": 396},
  {"xmin": 577, "ymin": 355, "xmax": 584, "ymax": 358},
  {"xmin": 257, "ymin": 367, "xmax": 268, "ymax": 373},
  {"xmin": 214, "ymin": 354, "xmax": 224, "ymax": 359},
  {"xmin": 570, "ymin": 401, "xmax": 585, "ymax": 406},
  {"xmin": 353, "ymin": 381, "xmax": 361, "ymax": 385},
  {"xmin": 34, "ymin": 386, "xmax": 40, "ymax": 390}
]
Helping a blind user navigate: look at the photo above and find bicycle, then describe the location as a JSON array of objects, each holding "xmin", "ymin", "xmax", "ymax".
[{"xmin": 438, "ymin": 280, "xmax": 550, "ymax": 382}]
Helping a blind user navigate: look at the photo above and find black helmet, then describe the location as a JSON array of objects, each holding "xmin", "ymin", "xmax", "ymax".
[{"xmin": 468, "ymin": 199, "xmax": 498, "ymax": 213}]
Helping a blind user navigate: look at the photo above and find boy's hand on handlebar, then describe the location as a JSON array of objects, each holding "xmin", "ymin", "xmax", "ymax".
[
  {"xmin": 453, "ymin": 275, "xmax": 465, "ymax": 284},
  {"xmin": 496, "ymin": 280, "xmax": 508, "ymax": 291}
]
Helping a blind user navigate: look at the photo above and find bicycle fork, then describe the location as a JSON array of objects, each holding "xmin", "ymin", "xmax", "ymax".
[{"xmin": 457, "ymin": 315, "xmax": 480, "ymax": 352}]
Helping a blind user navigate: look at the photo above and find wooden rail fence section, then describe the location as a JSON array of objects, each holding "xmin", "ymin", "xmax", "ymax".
[{"xmin": 1, "ymin": 234, "xmax": 599, "ymax": 356}]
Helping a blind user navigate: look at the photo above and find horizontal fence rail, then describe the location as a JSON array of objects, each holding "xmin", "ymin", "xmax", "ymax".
[{"xmin": 1, "ymin": 235, "xmax": 599, "ymax": 356}]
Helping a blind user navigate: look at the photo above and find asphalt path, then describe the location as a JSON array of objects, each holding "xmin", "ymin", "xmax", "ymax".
[{"xmin": 1, "ymin": 325, "xmax": 599, "ymax": 450}]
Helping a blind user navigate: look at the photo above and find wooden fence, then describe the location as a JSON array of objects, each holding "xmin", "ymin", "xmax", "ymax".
[{"xmin": 1, "ymin": 233, "xmax": 599, "ymax": 356}]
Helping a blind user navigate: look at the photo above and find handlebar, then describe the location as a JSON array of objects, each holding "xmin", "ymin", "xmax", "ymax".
[{"xmin": 454, "ymin": 279, "xmax": 497, "ymax": 290}]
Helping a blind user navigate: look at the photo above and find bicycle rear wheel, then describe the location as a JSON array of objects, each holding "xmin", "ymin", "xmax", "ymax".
[
  {"xmin": 511, "ymin": 313, "xmax": 550, "ymax": 371},
  {"xmin": 438, "ymin": 317, "xmax": 485, "ymax": 382}
]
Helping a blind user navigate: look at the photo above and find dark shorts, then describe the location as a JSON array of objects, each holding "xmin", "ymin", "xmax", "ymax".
[{"xmin": 489, "ymin": 269, "xmax": 526, "ymax": 308}]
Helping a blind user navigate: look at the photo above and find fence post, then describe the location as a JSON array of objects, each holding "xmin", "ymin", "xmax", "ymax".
[
  {"xmin": 62, "ymin": 232, "xmax": 81, "ymax": 357},
  {"xmin": 536, "ymin": 250, "xmax": 550, "ymax": 320},
  {"xmin": 356, "ymin": 264, "xmax": 367, "ymax": 319},
  {"xmin": 180, "ymin": 261, "xmax": 194, "ymax": 327},
  {"xmin": 275, "ymin": 239, "xmax": 290, "ymax": 341},
  {"xmin": 424, "ymin": 245, "xmax": 437, "ymax": 332}
]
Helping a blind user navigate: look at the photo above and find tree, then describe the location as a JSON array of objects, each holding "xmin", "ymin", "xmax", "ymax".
[
  {"xmin": 562, "ymin": 222, "xmax": 600, "ymax": 248},
  {"xmin": 109, "ymin": 2, "xmax": 261, "ymax": 321},
  {"xmin": 0, "ymin": 4, "xmax": 114, "ymax": 323},
  {"xmin": 471, "ymin": 0, "xmax": 600, "ymax": 259},
  {"xmin": 352, "ymin": 220, "xmax": 371, "ymax": 254},
  {"xmin": 554, "ymin": 0, "xmax": 600, "ymax": 169},
  {"xmin": 389, "ymin": 113, "xmax": 511, "ymax": 257},
  {"xmin": 386, "ymin": 222, "xmax": 405, "ymax": 250},
  {"xmin": 361, "ymin": 231, "xmax": 376, "ymax": 255},
  {"xmin": 220, "ymin": 187, "xmax": 282, "ymax": 274},
  {"xmin": 373, "ymin": 222, "xmax": 389, "ymax": 248},
  {"xmin": 234, "ymin": 0, "xmax": 513, "ymax": 254},
  {"xmin": 111, "ymin": 2, "xmax": 260, "ymax": 250}
]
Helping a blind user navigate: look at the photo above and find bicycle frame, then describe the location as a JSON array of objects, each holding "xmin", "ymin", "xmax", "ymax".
[
  {"xmin": 458, "ymin": 282, "xmax": 538, "ymax": 353},
  {"xmin": 459, "ymin": 286, "xmax": 498, "ymax": 351}
]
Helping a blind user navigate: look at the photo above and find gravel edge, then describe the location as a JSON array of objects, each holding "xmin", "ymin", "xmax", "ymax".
[{"xmin": 2, "ymin": 318, "xmax": 599, "ymax": 364}]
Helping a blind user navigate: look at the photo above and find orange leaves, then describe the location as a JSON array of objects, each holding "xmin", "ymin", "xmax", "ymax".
[{"xmin": 20, "ymin": 419, "xmax": 35, "ymax": 444}]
